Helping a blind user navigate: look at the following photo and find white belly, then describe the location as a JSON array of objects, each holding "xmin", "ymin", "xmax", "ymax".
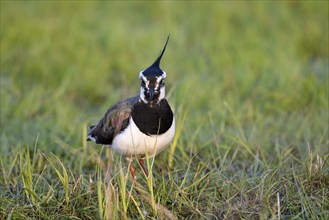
[{"xmin": 111, "ymin": 117, "xmax": 175, "ymax": 157}]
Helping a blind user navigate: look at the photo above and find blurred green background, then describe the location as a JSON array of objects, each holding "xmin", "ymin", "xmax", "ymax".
[
  {"xmin": 1, "ymin": 1, "xmax": 327, "ymax": 155},
  {"xmin": 1, "ymin": 1, "xmax": 328, "ymax": 218}
]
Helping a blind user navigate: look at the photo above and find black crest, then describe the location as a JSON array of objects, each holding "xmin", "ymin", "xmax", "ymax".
[{"xmin": 142, "ymin": 35, "xmax": 170, "ymax": 77}]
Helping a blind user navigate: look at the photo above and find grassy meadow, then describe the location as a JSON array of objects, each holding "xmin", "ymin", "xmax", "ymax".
[{"xmin": 1, "ymin": 1, "xmax": 328, "ymax": 219}]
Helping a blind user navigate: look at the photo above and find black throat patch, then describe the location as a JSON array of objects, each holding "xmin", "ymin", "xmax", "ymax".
[{"xmin": 131, "ymin": 99, "xmax": 174, "ymax": 135}]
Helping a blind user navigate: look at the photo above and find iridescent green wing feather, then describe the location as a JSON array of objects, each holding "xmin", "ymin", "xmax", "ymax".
[{"xmin": 88, "ymin": 95, "xmax": 139, "ymax": 144}]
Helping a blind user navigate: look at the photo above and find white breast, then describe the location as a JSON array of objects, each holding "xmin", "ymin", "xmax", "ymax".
[{"xmin": 111, "ymin": 117, "xmax": 175, "ymax": 157}]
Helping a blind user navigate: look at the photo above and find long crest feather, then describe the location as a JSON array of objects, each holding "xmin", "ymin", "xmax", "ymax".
[{"xmin": 151, "ymin": 35, "xmax": 170, "ymax": 68}]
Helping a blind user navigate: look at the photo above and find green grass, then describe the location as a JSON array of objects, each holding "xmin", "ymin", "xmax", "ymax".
[{"xmin": 1, "ymin": 1, "xmax": 328, "ymax": 219}]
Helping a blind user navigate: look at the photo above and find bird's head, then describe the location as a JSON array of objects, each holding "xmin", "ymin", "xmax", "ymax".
[{"xmin": 139, "ymin": 36, "xmax": 169, "ymax": 106}]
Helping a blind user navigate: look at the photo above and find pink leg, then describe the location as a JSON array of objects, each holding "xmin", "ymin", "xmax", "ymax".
[
  {"xmin": 129, "ymin": 163, "xmax": 137, "ymax": 181},
  {"xmin": 139, "ymin": 159, "xmax": 149, "ymax": 177}
]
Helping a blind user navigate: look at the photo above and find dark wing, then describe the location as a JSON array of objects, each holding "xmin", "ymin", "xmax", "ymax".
[{"xmin": 87, "ymin": 95, "xmax": 139, "ymax": 145}]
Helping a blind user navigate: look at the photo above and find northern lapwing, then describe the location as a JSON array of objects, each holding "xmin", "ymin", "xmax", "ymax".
[{"xmin": 87, "ymin": 36, "xmax": 175, "ymax": 179}]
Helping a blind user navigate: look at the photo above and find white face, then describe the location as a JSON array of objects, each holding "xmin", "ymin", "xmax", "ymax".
[{"xmin": 139, "ymin": 71, "xmax": 166, "ymax": 105}]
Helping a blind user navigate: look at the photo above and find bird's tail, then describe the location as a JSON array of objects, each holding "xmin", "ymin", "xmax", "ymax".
[{"xmin": 86, "ymin": 125, "xmax": 96, "ymax": 142}]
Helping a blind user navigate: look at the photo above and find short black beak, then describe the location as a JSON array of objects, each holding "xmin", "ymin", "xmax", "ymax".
[{"xmin": 148, "ymin": 88, "xmax": 155, "ymax": 100}]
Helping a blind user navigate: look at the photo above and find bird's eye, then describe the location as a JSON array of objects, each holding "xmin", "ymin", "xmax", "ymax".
[
  {"xmin": 141, "ymin": 80, "xmax": 146, "ymax": 86},
  {"xmin": 159, "ymin": 79, "xmax": 164, "ymax": 85}
]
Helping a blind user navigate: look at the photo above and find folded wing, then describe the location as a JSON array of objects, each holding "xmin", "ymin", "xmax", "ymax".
[{"xmin": 87, "ymin": 96, "xmax": 139, "ymax": 145}]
